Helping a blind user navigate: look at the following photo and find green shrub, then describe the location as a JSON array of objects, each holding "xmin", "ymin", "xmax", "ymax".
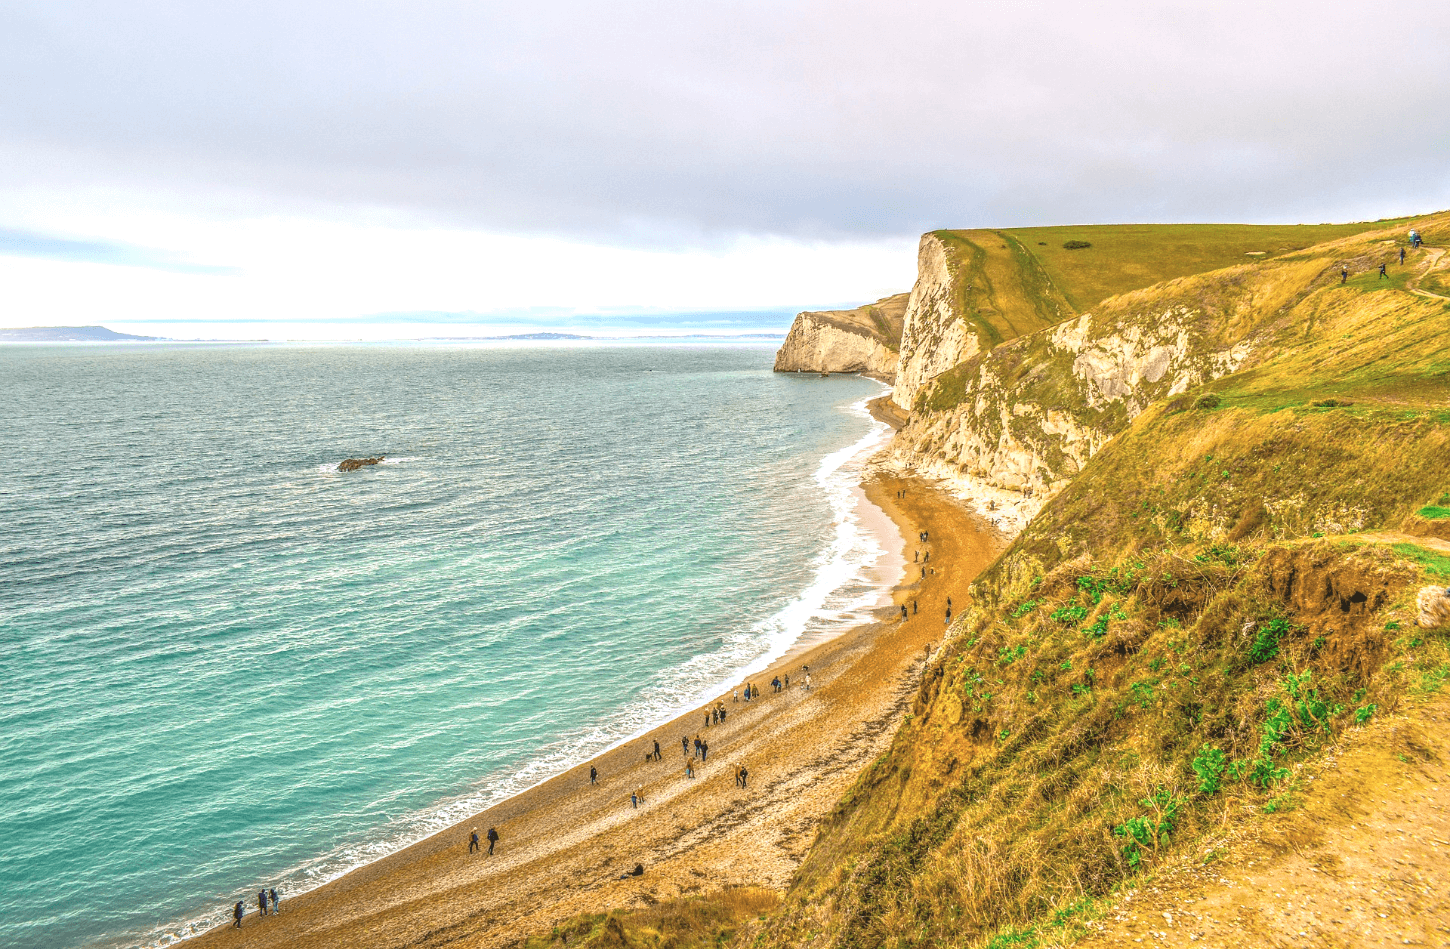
[
  {"xmin": 1194, "ymin": 393, "xmax": 1222, "ymax": 410},
  {"xmin": 1248, "ymin": 618, "xmax": 1290, "ymax": 663},
  {"xmin": 1051, "ymin": 604, "xmax": 1088, "ymax": 625},
  {"xmin": 1191, "ymin": 745, "xmax": 1227, "ymax": 795},
  {"xmin": 1417, "ymin": 505, "xmax": 1450, "ymax": 520},
  {"xmin": 1062, "ymin": 239, "xmax": 1092, "ymax": 250},
  {"xmin": 1353, "ymin": 703, "xmax": 1377, "ymax": 725},
  {"xmin": 1012, "ymin": 600, "xmax": 1038, "ymax": 617}
]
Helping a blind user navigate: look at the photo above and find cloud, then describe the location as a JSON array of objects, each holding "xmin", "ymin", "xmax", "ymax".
[
  {"xmin": 0, "ymin": 226, "xmax": 237, "ymax": 274},
  {"xmin": 1, "ymin": 0, "xmax": 1446, "ymax": 247}
]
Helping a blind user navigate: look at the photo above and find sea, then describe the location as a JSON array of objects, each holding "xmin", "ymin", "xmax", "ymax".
[{"xmin": 0, "ymin": 341, "xmax": 897, "ymax": 949}]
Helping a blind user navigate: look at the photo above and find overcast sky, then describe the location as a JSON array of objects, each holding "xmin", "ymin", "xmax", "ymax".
[{"xmin": 3, "ymin": 0, "xmax": 1447, "ymax": 338}]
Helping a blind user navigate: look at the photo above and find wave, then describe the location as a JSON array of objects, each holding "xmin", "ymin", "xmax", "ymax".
[{"xmin": 140, "ymin": 388, "xmax": 897, "ymax": 949}]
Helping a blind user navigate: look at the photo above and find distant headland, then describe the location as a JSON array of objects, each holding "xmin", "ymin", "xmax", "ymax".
[{"xmin": 0, "ymin": 325, "xmax": 161, "ymax": 342}]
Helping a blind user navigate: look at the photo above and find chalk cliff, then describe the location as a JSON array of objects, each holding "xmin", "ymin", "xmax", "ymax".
[{"xmin": 773, "ymin": 293, "xmax": 908, "ymax": 381}]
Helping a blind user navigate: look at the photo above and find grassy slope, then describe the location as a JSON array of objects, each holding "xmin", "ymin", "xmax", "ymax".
[
  {"xmin": 525, "ymin": 216, "xmax": 1450, "ymax": 949},
  {"xmin": 1003, "ymin": 220, "xmax": 1414, "ymax": 313},
  {"xmin": 804, "ymin": 292, "xmax": 910, "ymax": 352},
  {"xmin": 928, "ymin": 230, "xmax": 1075, "ymax": 349},
  {"xmin": 760, "ymin": 214, "xmax": 1450, "ymax": 949}
]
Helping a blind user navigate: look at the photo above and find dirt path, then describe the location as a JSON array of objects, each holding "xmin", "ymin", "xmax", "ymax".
[
  {"xmin": 1074, "ymin": 695, "xmax": 1450, "ymax": 949},
  {"xmin": 1293, "ymin": 532, "xmax": 1450, "ymax": 555},
  {"xmin": 1408, "ymin": 248, "xmax": 1448, "ymax": 304},
  {"xmin": 190, "ymin": 475, "xmax": 1006, "ymax": 949}
]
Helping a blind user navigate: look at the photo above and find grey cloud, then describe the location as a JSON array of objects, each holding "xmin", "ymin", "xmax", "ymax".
[{"xmin": 1, "ymin": 0, "xmax": 1447, "ymax": 244}]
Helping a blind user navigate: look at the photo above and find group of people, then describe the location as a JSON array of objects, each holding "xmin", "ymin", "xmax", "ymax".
[
  {"xmin": 231, "ymin": 888, "xmax": 280, "ymax": 928},
  {"xmin": 468, "ymin": 827, "xmax": 499, "ymax": 855}
]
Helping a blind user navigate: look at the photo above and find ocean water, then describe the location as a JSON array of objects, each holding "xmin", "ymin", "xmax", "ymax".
[{"xmin": 0, "ymin": 342, "xmax": 893, "ymax": 949}]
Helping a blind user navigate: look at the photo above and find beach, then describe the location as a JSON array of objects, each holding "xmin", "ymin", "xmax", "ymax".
[{"xmin": 190, "ymin": 461, "xmax": 1005, "ymax": 948}]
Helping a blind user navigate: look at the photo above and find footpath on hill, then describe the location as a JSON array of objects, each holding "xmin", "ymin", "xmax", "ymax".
[
  {"xmin": 190, "ymin": 473, "xmax": 1007, "ymax": 949},
  {"xmin": 1073, "ymin": 695, "xmax": 1450, "ymax": 949}
]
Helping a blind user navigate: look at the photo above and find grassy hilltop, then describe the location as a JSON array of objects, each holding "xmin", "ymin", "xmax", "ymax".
[{"xmin": 531, "ymin": 213, "xmax": 1450, "ymax": 948}]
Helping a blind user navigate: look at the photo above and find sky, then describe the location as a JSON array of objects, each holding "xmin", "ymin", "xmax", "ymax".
[{"xmin": 2, "ymin": 0, "xmax": 1447, "ymax": 339}]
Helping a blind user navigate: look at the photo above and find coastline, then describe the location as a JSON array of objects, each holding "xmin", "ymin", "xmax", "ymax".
[{"xmin": 191, "ymin": 460, "xmax": 1007, "ymax": 949}]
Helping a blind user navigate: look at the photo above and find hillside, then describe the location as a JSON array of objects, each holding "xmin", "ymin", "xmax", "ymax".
[
  {"xmin": 533, "ymin": 213, "xmax": 1450, "ymax": 949},
  {"xmin": 774, "ymin": 293, "xmax": 909, "ymax": 381}
]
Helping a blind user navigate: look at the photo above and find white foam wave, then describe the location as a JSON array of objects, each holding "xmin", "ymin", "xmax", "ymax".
[{"xmin": 142, "ymin": 387, "xmax": 899, "ymax": 949}]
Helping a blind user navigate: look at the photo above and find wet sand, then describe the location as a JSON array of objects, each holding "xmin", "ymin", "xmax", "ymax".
[{"xmin": 195, "ymin": 470, "xmax": 1006, "ymax": 949}]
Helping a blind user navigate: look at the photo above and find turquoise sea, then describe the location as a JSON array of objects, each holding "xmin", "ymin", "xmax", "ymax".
[{"xmin": 0, "ymin": 342, "xmax": 892, "ymax": 949}]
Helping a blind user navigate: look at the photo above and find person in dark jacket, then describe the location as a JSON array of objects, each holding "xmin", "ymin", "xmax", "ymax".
[
  {"xmin": 233, "ymin": 901, "xmax": 244, "ymax": 928},
  {"xmin": 486, "ymin": 827, "xmax": 499, "ymax": 855}
]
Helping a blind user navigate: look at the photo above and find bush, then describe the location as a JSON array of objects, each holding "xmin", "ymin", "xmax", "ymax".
[
  {"xmin": 1191, "ymin": 745, "xmax": 1227, "ymax": 795},
  {"xmin": 1194, "ymin": 393, "xmax": 1223, "ymax": 410},
  {"xmin": 1354, "ymin": 703, "xmax": 1377, "ymax": 725},
  {"xmin": 1248, "ymin": 618, "xmax": 1290, "ymax": 663},
  {"xmin": 1062, "ymin": 240, "xmax": 1092, "ymax": 250}
]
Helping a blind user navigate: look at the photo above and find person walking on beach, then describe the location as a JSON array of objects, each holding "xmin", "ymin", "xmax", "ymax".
[
  {"xmin": 270, "ymin": 888, "xmax": 280, "ymax": 915},
  {"xmin": 653, "ymin": 739, "xmax": 661, "ymax": 761},
  {"xmin": 591, "ymin": 765, "xmax": 598, "ymax": 784},
  {"xmin": 686, "ymin": 761, "xmax": 694, "ymax": 779},
  {"xmin": 739, "ymin": 766, "xmax": 749, "ymax": 789},
  {"xmin": 783, "ymin": 673, "xmax": 789, "ymax": 689},
  {"xmin": 913, "ymin": 600, "xmax": 918, "ymax": 614},
  {"xmin": 732, "ymin": 687, "xmax": 738, "ymax": 703},
  {"xmin": 804, "ymin": 672, "xmax": 812, "ymax": 690},
  {"xmin": 631, "ymin": 791, "xmax": 639, "ymax": 808},
  {"xmin": 700, "ymin": 739, "xmax": 709, "ymax": 762},
  {"xmin": 682, "ymin": 736, "xmax": 689, "ymax": 756},
  {"xmin": 258, "ymin": 890, "xmax": 269, "ymax": 917},
  {"xmin": 233, "ymin": 901, "xmax": 244, "ymax": 928},
  {"xmin": 487, "ymin": 827, "xmax": 499, "ymax": 855},
  {"xmin": 469, "ymin": 829, "xmax": 480, "ymax": 853}
]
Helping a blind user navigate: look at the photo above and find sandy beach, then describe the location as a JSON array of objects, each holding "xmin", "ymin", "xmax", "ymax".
[{"xmin": 192, "ymin": 451, "xmax": 1006, "ymax": 948}]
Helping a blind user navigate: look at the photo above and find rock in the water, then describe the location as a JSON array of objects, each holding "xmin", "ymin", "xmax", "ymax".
[
  {"xmin": 337, "ymin": 456, "xmax": 384, "ymax": 472},
  {"xmin": 1416, "ymin": 585, "xmax": 1450, "ymax": 628}
]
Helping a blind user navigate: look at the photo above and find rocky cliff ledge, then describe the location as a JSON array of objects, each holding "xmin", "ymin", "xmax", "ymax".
[{"xmin": 773, "ymin": 293, "xmax": 907, "ymax": 381}]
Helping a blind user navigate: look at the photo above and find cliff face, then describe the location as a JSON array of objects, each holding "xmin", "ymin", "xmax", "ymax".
[
  {"xmin": 773, "ymin": 293, "xmax": 908, "ymax": 381},
  {"xmin": 892, "ymin": 231, "xmax": 1072, "ymax": 410},
  {"xmin": 882, "ymin": 262, "xmax": 1304, "ymax": 532}
]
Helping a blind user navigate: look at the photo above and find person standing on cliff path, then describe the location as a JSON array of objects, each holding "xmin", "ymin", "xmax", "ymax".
[
  {"xmin": 469, "ymin": 829, "xmax": 480, "ymax": 853},
  {"xmin": 486, "ymin": 827, "xmax": 499, "ymax": 855},
  {"xmin": 1401, "ymin": 246, "xmax": 1407, "ymax": 264}
]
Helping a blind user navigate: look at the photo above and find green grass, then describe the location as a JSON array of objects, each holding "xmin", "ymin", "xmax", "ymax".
[
  {"xmin": 1417, "ymin": 505, "xmax": 1450, "ymax": 520},
  {"xmin": 1391, "ymin": 542, "xmax": 1450, "ymax": 577},
  {"xmin": 998, "ymin": 221, "xmax": 1412, "ymax": 313}
]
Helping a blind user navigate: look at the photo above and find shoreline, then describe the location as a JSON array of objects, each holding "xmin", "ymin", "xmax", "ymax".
[
  {"xmin": 145, "ymin": 388, "xmax": 902, "ymax": 948},
  {"xmin": 191, "ymin": 462, "xmax": 1007, "ymax": 949}
]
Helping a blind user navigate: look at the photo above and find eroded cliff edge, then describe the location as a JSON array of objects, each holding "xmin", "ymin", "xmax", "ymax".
[{"xmin": 772, "ymin": 293, "xmax": 907, "ymax": 381}]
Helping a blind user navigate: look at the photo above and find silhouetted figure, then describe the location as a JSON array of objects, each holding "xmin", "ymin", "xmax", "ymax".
[
  {"xmin": 487, "ymin": 827, "xmax": 499, "ymax": 855},
  {"xmin": 258, "ymin": 891, "xmax": 268, "ymax": 917},
  {"xmin": 901, "ymin": 604, "xmax": 908, "ymax": 619},
  {"xmin": 913, "ymin": 600, "xmax": 918, "ymax": 614},
  {"xmin": 701, "ymin": 740, "xmax": 709, "ymax": 761},
  {"xmin": 590, "ymin": 765, "xmax": 598, "ymax": 784},
  {"xmin": 1380, "ymin": 263, "xmax": 1389, "ymax": 279},
  {"xmin": 469, "ymin": 829, "xmax": 480, "ymax": 853},
  {"xmin": 270, "ymin": 888, "xmax": 279, "ymax": 914},
  {"xmin": 682, "ymin": 736, "xmax": 689, "ymax": 756},
  {"xmin": 1401, "ymin": 247, "xmax": 1407, "ymax": 264},
  {"xmin": 739, "ymin": 766, "xmax": 749, "ymax": 789},
  {"xmin": 233, "ymin": 902, "xmax": 244, "ymax": 928},
  {"xmin": 653, "ymin": 740, "xmax": 661, "ymax": 761}
]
